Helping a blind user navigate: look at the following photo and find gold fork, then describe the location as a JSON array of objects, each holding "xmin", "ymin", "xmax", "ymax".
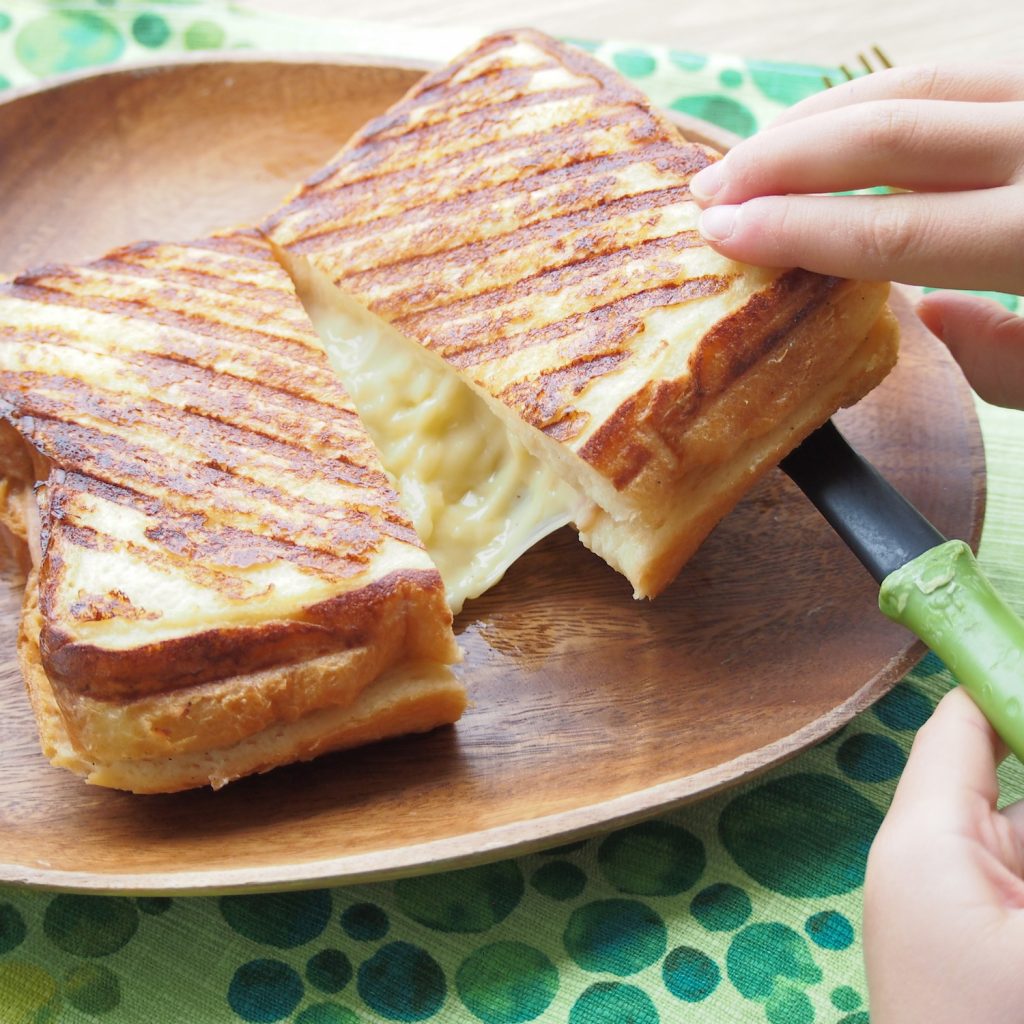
[{"xmin": 822, "ymin": 45, "xmax": 894, "ymax": 90}]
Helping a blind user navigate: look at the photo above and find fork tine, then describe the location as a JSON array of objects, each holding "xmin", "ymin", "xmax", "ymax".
[
  {"xmin": 822, "ymin": 45, "xmax": 895, "ymax": 91},
  {"xmin": 871, "ymin": 44, "xmax": 894, "ymax": 69}
]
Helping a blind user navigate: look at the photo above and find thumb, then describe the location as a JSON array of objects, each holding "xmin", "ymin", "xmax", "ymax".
[
  {"xmin": 916, "ymin": 291, "xmax": 1024, "ymax": 410},
  {"xmin": 887, "ymin": 685, "xmax": 1002, "ymax": 826}
]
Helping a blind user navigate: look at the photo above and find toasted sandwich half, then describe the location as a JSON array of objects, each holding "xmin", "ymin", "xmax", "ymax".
[
  {"xmin": 266, "ymin": 29, "xmax": 900, "ymax": 599},
  {"xmin": 0, "ymin": 230, "xmax": 464, "ymax": 793}
]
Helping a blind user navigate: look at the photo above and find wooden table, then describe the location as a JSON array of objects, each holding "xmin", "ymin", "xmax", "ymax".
[{"xmin": 246, "ymin": 0, "xmax": 1024, "ymax": 65}]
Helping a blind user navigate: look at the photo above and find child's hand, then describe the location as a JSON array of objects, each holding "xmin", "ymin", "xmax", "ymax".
[
  {"xmin": 863, "ymin": 686, "xmax": 1024, "ymax": 1023},
  {"xmin": 689, "ymin": 65, "xmax": 1024, "ymax": 408}
]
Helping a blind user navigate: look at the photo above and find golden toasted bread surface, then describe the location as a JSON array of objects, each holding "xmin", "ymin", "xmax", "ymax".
[{"xmin": 266, "ymin": 31, "xmax": 733, "ymax": 455}]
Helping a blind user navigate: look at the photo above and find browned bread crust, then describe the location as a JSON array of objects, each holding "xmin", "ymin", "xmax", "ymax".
[
  {"xmin": 18, "ymin": 573, "xmax": 466, "ymax": 793},
  {"xmin": 582, "ymin": 300, "xmax": 899, "ymax": 595}
]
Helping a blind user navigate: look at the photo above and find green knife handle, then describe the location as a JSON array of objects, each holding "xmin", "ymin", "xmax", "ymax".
[{"xmin": 879, "ymin": 539, "xmax": 1024, "ymax": 760}]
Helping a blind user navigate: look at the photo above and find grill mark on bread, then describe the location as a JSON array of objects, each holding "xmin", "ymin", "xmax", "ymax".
[
  {"xmin": 279, "ymin": 143, "xmax": 707, "ymax": 259},
  {"xmin": 270, "ymin": 113, "xmax": 668, "ymax": 236},
  {"xmin": 499, "ymin": 351, "xmax": 630, "ymax": 437},
  {"xmin": 87, "ymin": 251, "xmax": 299, "ymax": 306},
  {"xmin": 576, "ymin": 269, "xmax": 843, "ymax": 483},
  {"xmin": 341, "ymin": 187, "xmax": 697, "ymax": 315},
  {"xmin": 3, "ymin": 369, "xmax": 387, "ymax": 491},
  {"xmin": 397, "ymin": 59, "xmax": 563, "ymax": 119},
  {"xmin": 360, "ymin": 67, "xmax": 588, "ymax": 140},
  {"xmin": 184, "ymin": 229, "xmax": 278, "ymax": 261},
  {"xmin": 688, "ymin": 269, "xmax": 839, "ymax": 396},
  {"xmin": 42, "ymin": 476, "xmax": 375, "ymax": 594},
  {"xmin": 509, "ymin": 277, "xmax": 730, "ymax": 360},
  {"xmin": 0, "ymin": 320, "xmax": 396, "ymax": 521},
  {"xmin": 12, "ymin": 411, "xmax": 416, "ymax": 554},
  {"xmin": 48, "ymin": 521, "xmax": 275, "ymax": 602},
  {"xmin": 343, "ymin": 86, "xmax": 604, "ymax": 170},
  {"xmin": 9, "ymin": 274, "xmax": 321, "ymax": 365},
  {"xmin": 0, "ymin": 302, "xmax": 346, "ymax": 409},
  {"xmin": 477, "ymin": 278, "xmax": 731, "ymax": 439},
  {"xmin": 395, "ymin": 249, "xmax": 724, "ymax": 358},
  {"xmin": 0, "ymin": 341, "xmax": 365, "ymax": 461}
]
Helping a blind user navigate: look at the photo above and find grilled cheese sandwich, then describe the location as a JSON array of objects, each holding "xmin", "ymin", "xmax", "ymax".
[
  {"xmin": 0, "ymin": 230, "xmax": 464, "ymax": 792},
  {"xmin": 266, "ymin": 29, "xmax": 899, "ymax": 598}
]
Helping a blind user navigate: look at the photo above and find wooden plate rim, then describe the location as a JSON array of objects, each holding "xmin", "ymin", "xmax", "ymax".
[{"xmin": 0, "ymin": 49, "xmax": 438, "ymax": 106}]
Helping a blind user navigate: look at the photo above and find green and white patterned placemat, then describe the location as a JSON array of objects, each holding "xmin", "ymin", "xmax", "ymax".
[{"xmin": 0, "ymin": 3, "xmax": 1022, "ymax": 1022}]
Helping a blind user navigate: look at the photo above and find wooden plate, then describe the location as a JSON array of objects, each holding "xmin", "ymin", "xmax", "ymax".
[{"xmin": 0, "ymin": 56, "xmax": 984, "ymax": 893}]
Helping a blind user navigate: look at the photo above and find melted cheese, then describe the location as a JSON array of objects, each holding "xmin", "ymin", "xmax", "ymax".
[{"xmin": 290, "ymin": 260, "xmax": 578, "ymax": 613}]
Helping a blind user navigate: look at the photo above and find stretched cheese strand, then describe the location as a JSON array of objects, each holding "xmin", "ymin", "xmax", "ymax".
[{"xmin": 287, "ymin": 257, "xmax": 578, "ymax": 613}]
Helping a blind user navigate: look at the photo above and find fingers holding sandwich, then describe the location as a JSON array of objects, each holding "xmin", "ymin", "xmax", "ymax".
[
  {"xmin": 689, "ymin": 100, "xmax": 1024, "ymax": 204},
  {"xmin": 688, "ymin": 67, "xmax": 1024, "ymax": 409},
  {"xmin": 688, "ymin": 65, "xmax": 1024, "ymax": 296},
  {"xmin": 693, "ymin": 187, "xmax": 1024, "ymax": 295}
]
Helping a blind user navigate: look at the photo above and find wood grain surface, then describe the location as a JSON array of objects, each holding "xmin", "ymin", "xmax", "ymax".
[
  {"xmin": 0, "ymin": 57, "xmax": 985, "ymax": 893},
  {"xmin": 245, "ymin": 0, "xmax": 1024, "ymax": 65}
]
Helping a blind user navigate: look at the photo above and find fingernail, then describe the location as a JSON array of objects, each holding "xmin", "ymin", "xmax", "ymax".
[
  {"xmin": 690, "ymin": 161, "xmax": 724, "ymax": 202},
  {"xmin": 698, "ymin": 204, "xmax": 739, "ymax": 243}
]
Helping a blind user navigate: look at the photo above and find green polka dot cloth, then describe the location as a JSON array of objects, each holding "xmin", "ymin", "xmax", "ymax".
[{"xmin": 1, "ymin": 2, "xmax": 1023, "ymax": 1022}]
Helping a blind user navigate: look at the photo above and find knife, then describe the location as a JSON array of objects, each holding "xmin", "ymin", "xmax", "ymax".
[{"xmin": 781, "ymin": 419, "xmax": 1024, "ymax": 758}]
